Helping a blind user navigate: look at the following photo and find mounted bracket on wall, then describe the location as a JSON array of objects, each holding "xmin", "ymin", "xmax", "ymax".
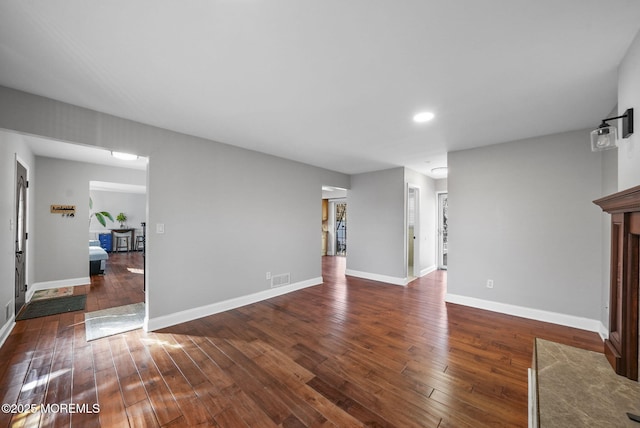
[
  {"xmin": 590, "ymin": 108, "xmax": 634, "ymax": 152},
  {"xmin": 51, "ymin": 204, "xmax": 76, "ymax": 217}
]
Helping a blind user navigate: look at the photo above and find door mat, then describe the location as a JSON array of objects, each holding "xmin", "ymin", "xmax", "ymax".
[
  {"xmin": 84, "ymin": 302, "xmax": 145, "ymax": 341},
  {"xmin": 31, "ymin": 287, "xmax": 74, "ymax": 301},
  {"xmin": 17, "ymin": 295, "xmax": 87, "ymax": 321}
]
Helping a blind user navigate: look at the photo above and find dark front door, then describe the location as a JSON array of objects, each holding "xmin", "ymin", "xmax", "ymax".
[{"xmin": 15, "ymin": 161, "xmax": 27, "ymax": 316}]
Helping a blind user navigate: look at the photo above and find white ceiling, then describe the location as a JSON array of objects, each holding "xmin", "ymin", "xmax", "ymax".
[{"xmin": 2, "ymin": 1, "xmax": 640, "ymax": 178}]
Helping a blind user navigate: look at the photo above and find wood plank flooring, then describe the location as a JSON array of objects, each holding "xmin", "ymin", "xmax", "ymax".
[{"xmin": 0, "ymin": 255, "xmax": 602, "ymax": 427}]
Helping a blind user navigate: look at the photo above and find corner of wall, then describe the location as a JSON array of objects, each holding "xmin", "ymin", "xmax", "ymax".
[
  {"xmin": 146, "ymin": 277, "xmax": 323, "ymax": 331},
  {"xmin": 0, "ymin": 319, "xmax": 15, "ymax": 349},
  {"xmin": 445, "ymin": 293, "xmax": 603, "ymax": 336}
]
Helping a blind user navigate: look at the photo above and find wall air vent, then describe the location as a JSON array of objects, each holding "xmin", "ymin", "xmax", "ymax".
[{"xmin": 271, "ymin": 273, "xmax": 291, "ymax": 288}]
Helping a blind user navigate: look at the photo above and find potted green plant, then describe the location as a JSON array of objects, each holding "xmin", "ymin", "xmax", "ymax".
[
  {"xmin": 89, "ymin": 197, "xmax": 114, "ymax": 227},
  {"xmin": 116, "ymin": 212, "xmax": 127, "ymax": 228}
]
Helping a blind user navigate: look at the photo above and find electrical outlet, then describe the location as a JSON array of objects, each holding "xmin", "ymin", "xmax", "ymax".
[
  {"xmin": 266, "ymin": 272, "xmax": 271, "ymax": 280},
  {"xmin": 486, "ymin": 279, "xmax": 494, "ymax": 289},
  {"xmin": 5, "ymin": 302, "xmax": 10, "ymax": 321}
]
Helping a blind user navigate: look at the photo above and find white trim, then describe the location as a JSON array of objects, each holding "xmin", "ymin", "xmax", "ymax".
[
  {"xmin": 436, "ymin": 191, "xmax": 448, "ymax": 270},
  {"xmin": 420, "ymin": 265, "xmax": 437, "ymax": 277},
  {"xmin": 345, "ymin": 269, "xmax": 408, "ymax": 286},
  {"xmin": 406, "ymin": 183, "xmax": 420, "ymax": 280},
  {"xmin": 445, "ymin": 293, "xmax": 603, "ymax": 333},
  {"xmin": 598, "ymin": 322, "xmax": 609, "ymax": 341},
  {"xmin": 0, "ymin": 320, "xmax": 15, "ymax": 349},
  {"xmin": 145, "ymin": 277, "xmax": 323, "ymax": 332},
  {"xmin": 28, "ymin": 277, "xmax": 90, "ymax": 302}
]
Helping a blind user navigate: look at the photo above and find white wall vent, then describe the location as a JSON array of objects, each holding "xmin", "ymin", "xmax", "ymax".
[{"xmin": 271, "ymin": 273, "xmax": 291, "ymax": 288}]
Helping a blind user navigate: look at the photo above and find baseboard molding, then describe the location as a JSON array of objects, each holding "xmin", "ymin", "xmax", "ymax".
[
  {"xmin": 146, "ymin": 277, "xmax": 323, "ymax": 332},
  {"xmin": 0, "ymin": 319, "xmax": 15, "ymax": 349},
  {"xmin": 445, "ymin": 293, "xmax": 603, "ymax": 334},
  {"xmin": 28, "ymin": 277, "xmax": 90, "ymax": 302},
  {"xmin": 420, "ymin": 265, "xmax": 437, "ymax": 277},
  {"xmin": 345, "ymin": 269, "xmax": 408, "ymax": 286},
  {"xmin": 598, "ymin": 322, "xmax": 609, "ymax": 342}
]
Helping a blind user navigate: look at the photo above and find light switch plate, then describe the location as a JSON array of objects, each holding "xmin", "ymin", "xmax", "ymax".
[{"xmin": 156, "ymin": 223, "xmax": 165, "ymax": 234}]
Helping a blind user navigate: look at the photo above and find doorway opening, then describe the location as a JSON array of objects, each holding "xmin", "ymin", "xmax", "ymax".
[
  {"xmin": 336, "ymin": 202, "xmax": 347, "ymax": 256},
  {"xmin": 321, "ymin": 186, "xmax": 347, "ymax": 258},
  {"xmin": 438, "ymin": 192, "xmax": 448, "ymax": 270}
]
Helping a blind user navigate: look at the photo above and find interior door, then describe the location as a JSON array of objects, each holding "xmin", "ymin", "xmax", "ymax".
[{"xmin": 15, "ymin": 160, "xmax": 27, "ymax": 316}]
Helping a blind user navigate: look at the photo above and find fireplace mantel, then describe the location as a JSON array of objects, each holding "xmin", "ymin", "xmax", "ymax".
[
  {"xmin": 594, "ymin": 185, "xmax": 640, "ymax": 214},
  {"xmin": 594, "ymin": 184, "xmax": 640, "ymax": 381}
]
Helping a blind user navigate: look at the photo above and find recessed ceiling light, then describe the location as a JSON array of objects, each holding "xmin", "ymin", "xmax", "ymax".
[
  {"xmin": 111, "ymin": 151, "xmax": 139, "ymax": 161},
  {"xmin": 413, "ymin": 111, "xmax": 435, "ymax": 123}
]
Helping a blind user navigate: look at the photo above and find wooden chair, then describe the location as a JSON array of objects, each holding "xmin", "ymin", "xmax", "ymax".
[
  {"xmin": 135, "ymin": 235, "xmax": 145, "ymax": 251},
  {"xmin": 115, "ymin": 236, "xmax": 130, "ymax": 252}
]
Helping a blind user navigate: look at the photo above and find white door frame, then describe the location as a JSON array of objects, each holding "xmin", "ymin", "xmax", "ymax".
[
  {"xmin": 437, "ymin": 191, "xmax": 448, "ymax": 270},
  {"xmin": 406, "ymin": 184, "xmax": 420, "ymax": 279}
]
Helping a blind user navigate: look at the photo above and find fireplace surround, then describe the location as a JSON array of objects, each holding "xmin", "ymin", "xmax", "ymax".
[{"xmin": 594, "ymin": 184, "xmax": 640, "ymax": 381}]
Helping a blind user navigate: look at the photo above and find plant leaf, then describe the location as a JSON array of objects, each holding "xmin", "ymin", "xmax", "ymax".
[
  {"xmin": 95, "ymin": 213, "xmax": 106, "ymax": 227},
  {"xmin": 101, "ymin": 212, "xmax": 114, "ymax": 222}
]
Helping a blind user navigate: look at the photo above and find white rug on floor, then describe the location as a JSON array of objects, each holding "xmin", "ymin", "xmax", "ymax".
[
  {"xmin": 84, "ymin": 302, "xmax": 145, "ymax": 341},
  {"xmin": 31, "ymin": 287, "xmax": 74, "ymax": 301}
]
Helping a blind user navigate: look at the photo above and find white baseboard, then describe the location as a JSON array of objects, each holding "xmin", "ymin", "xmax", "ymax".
[
  {"xmin": 146, "ymin": 277, "xmax": 323, "ymax": 332},
  {"xmin": 420, "ymin": 265, "xmax": 437, "ymax": 277},
  {"xmin": 598, "ymin": 322, "xmax": 609, "ymax": 342},
  {"xmin": 445, "ymin": 293, "xmax": 603, "ymax": 334},
  {"xmin": 0, "ymin": 319, "xmax": 15, "ymax": 349},
  {"xmin": 345, "ymin": 269, "xmax": 408, "ymax": 286},
  {"xmin": 28, "ymin": 277, "xmax": 90, "ymax": 302}
]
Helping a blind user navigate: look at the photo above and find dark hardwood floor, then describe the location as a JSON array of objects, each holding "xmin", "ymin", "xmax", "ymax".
[{"xmin": 0, "ymin": 255, "xmax": 602, "ymax": 427}]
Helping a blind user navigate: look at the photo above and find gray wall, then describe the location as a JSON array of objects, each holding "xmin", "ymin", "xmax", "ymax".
[
  {"xmin": 347, "ymin": 168, "xmax": 406, "ymax": 280},
  {"xmin": 600, "ymin": 148, "xmax": 617, "ymax": 328},
  {"xmin": 0, "ymin": 131, "xmax": 35, "ymax": 328},
  {"xmin": 341, "ymin": 166, "xmax": 438, "ymax": 283},
  {"xmin": 617, "ymin": 29, "xmax": 640, "ymax": 190},
  {"xmin": 34, "ymin": 157, "xmax": 146, "ymax": 282},
  {"xmin": 447, "ymin": 129, "xmax": 604, "ymax": 320},
  {"xmin": 146, "ymin": 138, "xmax": 349, "ymax": 319},
  {"xmin": 0, "ymin": 86, "xmax": 350, "ymax": 328},
  {"xmin": 435, "ymin": 178, "xmax": 448, "ymax": 193}
]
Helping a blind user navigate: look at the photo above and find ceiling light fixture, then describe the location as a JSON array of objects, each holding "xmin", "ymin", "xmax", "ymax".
[
  {"xmin": 431, "ymin": 167, "xmax": 448, "ymax": 176},
  {"xmin": 111, "ymin": 151, "xmax": 139, "ymax": 161},
  {"xmin": 590, "ymin": 108, "xmax": 634, "ymax": 152},
  {"xmin": 413, "ymin": 111, "xmax": 435, "ymax": 123}
]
